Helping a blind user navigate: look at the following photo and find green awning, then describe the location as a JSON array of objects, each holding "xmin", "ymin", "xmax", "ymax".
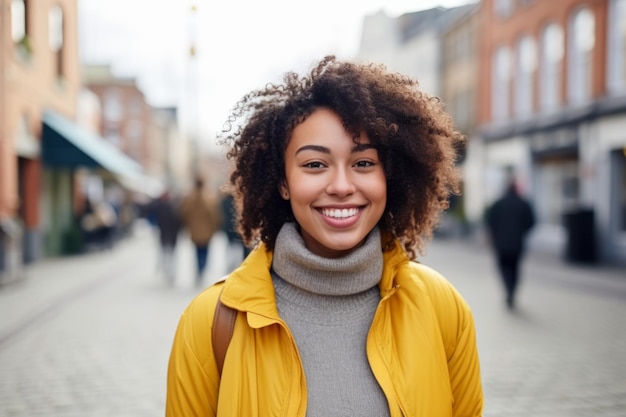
[
  {"xmin": 42, "ymin": 110, "xmax": 164, "ymax": 198},
  {"xmin": 42, "ymin": 110, "xmax": 143, "ymax": 176}
]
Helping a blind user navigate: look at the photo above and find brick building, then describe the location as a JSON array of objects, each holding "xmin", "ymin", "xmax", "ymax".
[
  {"xmin": 472, "ymin": 0, "xmax": 626, "ymax": 264},
  {"xmin": 0, "ymin": 0, "xmax": 81, "ymax": 281}
]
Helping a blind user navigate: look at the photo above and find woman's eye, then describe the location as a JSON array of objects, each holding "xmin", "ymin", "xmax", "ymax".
[
  {"xmin": 354, "ymin": 160, "xmax": 375, "ymax": 168},
  {"xmin": 303, "ymin": 161, "xmax": 325, "ymax": 169}
]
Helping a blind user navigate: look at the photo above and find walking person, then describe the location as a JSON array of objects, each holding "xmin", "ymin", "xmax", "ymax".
[
  {"xmin": 180, "ymin": 177, "xmax": 221, "ymax": 286},
  {"xmin": 166, "ymin": 56, "xmax": 483, "ymax": 417},
  {"xmin": 146, "ymin": 190, "xmax": 182, "ymax": 284},
  {"xmin": 486, "ymin": 178, "xmax": 536, "ymax": 310}
]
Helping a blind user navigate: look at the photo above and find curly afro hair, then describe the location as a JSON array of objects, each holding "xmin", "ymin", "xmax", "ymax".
[{"xmin": 218, "ymin": 55, "xmax": 464, "ymax": 259}]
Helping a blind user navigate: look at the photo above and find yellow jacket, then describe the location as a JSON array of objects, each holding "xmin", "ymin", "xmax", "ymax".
[{"xmin": 166, "ymin": 238, "xmax": 483, "ymax": 417}]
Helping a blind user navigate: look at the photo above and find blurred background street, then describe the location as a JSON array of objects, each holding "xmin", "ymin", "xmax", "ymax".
[
  {"xmin": 0, "ymin": 224, "xmax": 624, "ymax": 417},
  {"xmin": 2, "ymin": 0, "xmax": 626, "ymax": 416}
]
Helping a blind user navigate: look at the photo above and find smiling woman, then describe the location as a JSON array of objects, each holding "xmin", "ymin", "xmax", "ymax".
[
  {"xmin": 280, "ymin": 108, "xmax": 387, "ymax": 258},
  {"xmin": 165, "ymin": 56, "xmax": 483, "ymax": 417}
]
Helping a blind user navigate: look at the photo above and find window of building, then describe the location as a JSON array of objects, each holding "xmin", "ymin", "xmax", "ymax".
[
  {"xmin": 494, "ymin": 0, "xmax": 514, "ymax": 19},
  {"xmin": 103, "ymin": 88, "xmax": 123, "ymax": 122},
  {"xmin": 515, "ymin": 35, "xmax": 537, "ymax": 119},
  {"xmin": 568, "ymin": 7, "xmax": 595, "ymax": 105},
  {"xmin": 11, "ymin": 0, "xmax": 26, "ymax": 42},
  {"xmin": 492, "ymin": 46, "xmax": 512, "ymax": 121},
  {"xmin": 127, "ymin": 120, "xmax": 143, "ymax": 142},
  {"xmin": 607, "ymin": 0, "xmax": 626, "ymax": 93},
  {"xmin": 49, "ymin": 5, "xmax": 64, "ymax": 79},
  {"xmin": 11, "ymin": 0, "xmax": 31, "ymax": 58},
  {"xmin": 104, "ymin": 126, "xmax": 121, "ymax": 147},
  {"xmin": 540, "ymin": 23, "xmax": 564, "ymax": 113},
  {"xmin": 128, "ymin": 96, "xmax": 143, "ymax": 116}
]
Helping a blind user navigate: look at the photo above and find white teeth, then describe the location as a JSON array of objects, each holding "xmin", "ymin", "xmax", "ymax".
[{"xmin": 321, "ymin": 208, "xmax": 359, "ymax": 219}]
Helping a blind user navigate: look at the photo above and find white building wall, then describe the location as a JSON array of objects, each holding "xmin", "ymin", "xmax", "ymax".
[
  {"xmin": 357, "ymin": 12, "xmax": 442, "ymax": 97},
  {"xmin": 395, "ymin": 31, "xmax": 440, "ymax": 96},
  {"xmin": 357, "ymin": 11, "xmax": 398, "ymax": 66}
]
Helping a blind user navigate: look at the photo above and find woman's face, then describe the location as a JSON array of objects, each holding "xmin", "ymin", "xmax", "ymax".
[{"xmin": 280, "ymin": 108, "xmax": 386, "ymax": 258}]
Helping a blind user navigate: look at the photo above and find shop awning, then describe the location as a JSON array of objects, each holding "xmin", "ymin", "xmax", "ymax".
[
  {"xmin": 42, "ymin": 110, "xmax": 164, "ymax": 198},
  {"xmin": 42, "ymin": 110, "xmax": 143, "ymax": 176}
]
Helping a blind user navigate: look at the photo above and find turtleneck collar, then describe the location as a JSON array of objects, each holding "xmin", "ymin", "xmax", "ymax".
[{"xmin": 272, "ymin": 223, "xmax": 383, "ymax": 296}]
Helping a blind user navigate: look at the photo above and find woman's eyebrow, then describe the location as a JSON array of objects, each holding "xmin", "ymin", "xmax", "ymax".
[
  {"xmin": 295, "ymin": 145, "xmax": 329, "ymax": 155},
  {"xmin": 295, "ymin": 143, "xmax": 376, "ymax": 155}
]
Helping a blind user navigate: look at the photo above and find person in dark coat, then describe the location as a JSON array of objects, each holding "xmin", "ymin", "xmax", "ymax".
[
  {"xmin": 486, "ymin": 180, "xmax": 535, "ymax": 309},
  {"xmin": 148, "ymin": 190, "xmax": 183, "ymax": 284}
]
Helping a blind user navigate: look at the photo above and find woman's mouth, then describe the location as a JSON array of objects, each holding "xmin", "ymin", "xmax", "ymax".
[{"xmin": 320, "ymin": 207, "xmax": 361, "ymax": 219}]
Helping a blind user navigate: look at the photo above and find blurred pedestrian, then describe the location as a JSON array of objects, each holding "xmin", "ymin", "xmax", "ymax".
[
  {"xmin": 180, "ymin": 177, "xmax": 221, "ymax": 286},
  {"xmin": 146, "ymin": 190, "xmax": 182, "ymax": 284},
  {"xmin": 219, "ymin": 188, "xmax": 250, "ymax": 273},
  {"xmin": 80, "ymin": 197, "xmax": 117, "ymax": 250},
  {"xmin": 486, "ymin": 179, "xmax": 535, "ymax": 310},
  {"xmin": 166, "ymin": 56, "xmax": 483, "ymax": 416}
]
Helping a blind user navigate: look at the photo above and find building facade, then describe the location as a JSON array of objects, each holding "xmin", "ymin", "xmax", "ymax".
[
  {"xmin": 474, "ymin": 0, "xmax": 626, "ymax": 264},
  {"xmin": 0, "ymin": 0, "xmax": 81, "ymax": 282},
  {"xmin": 357, "ymin": 0, "xmax": 626, "ymax": 264},
  {"xmin": 83, "ymin": 65, "xmax": 158, "ymax": 175},
  {"xmin": 358, "ymin": 4, "xmax": 480, "ymax": 236},
  {"xmin": 440, "ymin": 5, "xmax": 480, "ymax": 231},
  {"xmin": 0, "ymin": 1, "xmax": 164, "ymax": 284},
  {"xmin": 149, "ymin": 106, "xmax": 192, "ymax": 194},
  {"xmin": 358, "ymin": 6, "xmax": 465, "ymax": 96}
]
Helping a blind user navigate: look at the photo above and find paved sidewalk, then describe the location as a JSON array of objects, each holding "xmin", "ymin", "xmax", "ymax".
[
  {"xmin": 421, "ymin": 238, "xmax": 626, "ymax": 417},
  {"xmin": 0, "ymin": 225, "xmax": 230, "ymax": 417},
  {"xmin": 0, "ymin": 227, "xmax": 624, "ymax": 417}
]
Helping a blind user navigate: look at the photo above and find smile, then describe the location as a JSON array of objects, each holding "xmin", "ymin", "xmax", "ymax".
[{"xmin": 320, "ymin": 207, "xmax": 361, "ymax": 219}]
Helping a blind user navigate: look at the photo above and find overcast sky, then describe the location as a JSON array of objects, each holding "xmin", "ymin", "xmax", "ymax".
[{"xmin": 78, "ymin": 0, "xmax": 475, "ymax": 150}]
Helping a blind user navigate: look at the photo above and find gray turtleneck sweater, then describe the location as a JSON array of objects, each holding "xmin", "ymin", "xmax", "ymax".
[{"xmin": 271, "ymin": 223, "xmax": 390, "ymax": 417}]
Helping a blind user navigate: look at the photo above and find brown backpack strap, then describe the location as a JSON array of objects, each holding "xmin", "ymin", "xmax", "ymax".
[{"xmin": 212, "ymin": 288, "xmax": 237, "ymax": 376}]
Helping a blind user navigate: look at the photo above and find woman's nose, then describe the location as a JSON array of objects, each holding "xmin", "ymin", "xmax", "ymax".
[{"xmin": 326, "ymin": 168, "xmax": 356, "ymax": 196}]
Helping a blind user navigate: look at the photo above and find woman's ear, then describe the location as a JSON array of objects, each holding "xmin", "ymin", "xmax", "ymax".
[{"xmin": 279, "ymin": 182, "xmax": 290, "ymax": 200}]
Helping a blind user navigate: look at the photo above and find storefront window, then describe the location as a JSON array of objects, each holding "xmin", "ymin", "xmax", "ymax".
[{"xmin": 535, "ymin": 158, "xmax": 579, "ymax": 226}]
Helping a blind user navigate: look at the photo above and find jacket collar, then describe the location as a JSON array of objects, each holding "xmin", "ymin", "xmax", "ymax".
[{"xmin": 219, "ymin": 232, "xmax": 411, "ymax": 325}]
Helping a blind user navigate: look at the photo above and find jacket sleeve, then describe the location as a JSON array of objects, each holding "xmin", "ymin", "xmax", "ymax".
[
  {"xmin": 418, "ymin": 266, "xmax": 483, "ymax": 417},
  {"xmin": 445, "ymin": 294, "xmax": 483, "ymax": 417},
  {"xmin": 166, "ymin": 287, "xmax": 222, "ymax": 417}
]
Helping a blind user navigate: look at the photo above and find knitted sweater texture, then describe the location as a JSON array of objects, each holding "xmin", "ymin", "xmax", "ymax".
[{"xmin": 271, "ymin": 223, "xmax": 390, "ymax": 417}]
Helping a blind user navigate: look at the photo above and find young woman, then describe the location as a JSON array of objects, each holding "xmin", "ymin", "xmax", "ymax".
[{"xmin": 166, "ymin": 56, "xmax": 483, "ymax": 417}]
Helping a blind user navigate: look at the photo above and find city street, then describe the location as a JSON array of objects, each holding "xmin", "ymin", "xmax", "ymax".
[{"xmin": 0, "ymin": 222, "xmax": 625, "ymax": 417}]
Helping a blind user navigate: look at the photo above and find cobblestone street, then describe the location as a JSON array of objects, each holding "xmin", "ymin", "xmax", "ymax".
[{"xmin": 0, "ymin": 224, "xmax": 625, "ymax": 416}]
